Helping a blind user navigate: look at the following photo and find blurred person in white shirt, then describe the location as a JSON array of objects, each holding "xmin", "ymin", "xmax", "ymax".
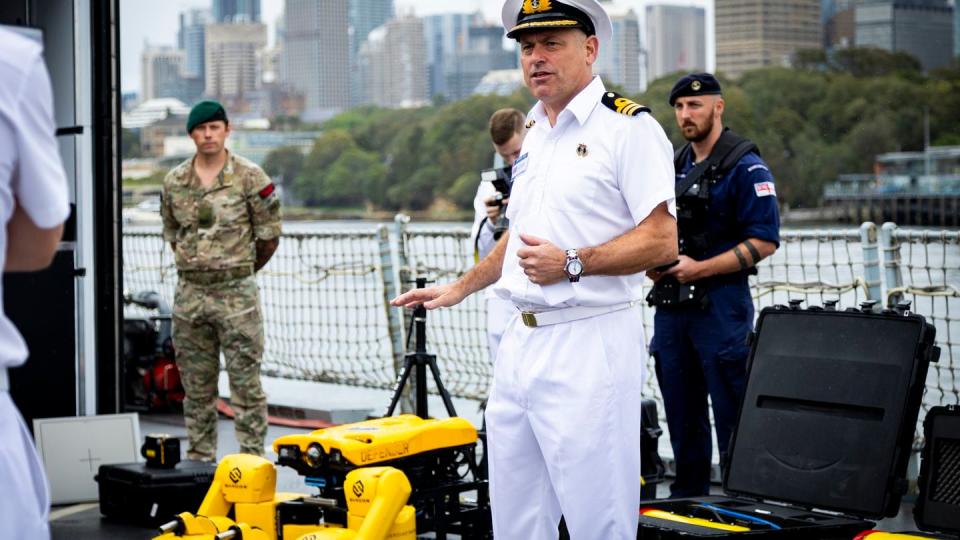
[{"xmin": 0, "ymin": 27, "xmax": 72, "ymax": 540}]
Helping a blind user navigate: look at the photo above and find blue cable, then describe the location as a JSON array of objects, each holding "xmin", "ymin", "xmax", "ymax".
[{"xmin": 698, "ymin": 503, "xmax": 782, "ymax": 530}]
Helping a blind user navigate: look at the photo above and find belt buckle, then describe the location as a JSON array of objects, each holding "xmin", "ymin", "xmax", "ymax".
[{"xmin": 521, "ymin": 311, "xmax": 538, "ymax": 328}]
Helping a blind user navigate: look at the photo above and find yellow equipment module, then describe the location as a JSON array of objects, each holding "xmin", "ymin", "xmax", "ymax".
[
  {"xmin": 154, "ymin": 454, "xmax": 302, "ymax": 540},
  {"xmin": 292, "ymin": 467, "xmax": 416, "ymax": 540},
  {"xmin": 153, "ymin": 457, "xmax": 417, "ymax": 540},
  {"xmin": 272, "ymin": 414, "xmax": 477, "ymax": 471},
  {"xmin": 274, "ymin": 414, "xmax": 490, "ymax": 538}
]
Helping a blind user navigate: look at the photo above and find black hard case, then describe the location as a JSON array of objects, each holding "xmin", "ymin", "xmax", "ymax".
[
  {"xmin": 914, "ymin": 405, "xmax": 960, "ymax": 537},
  {"xmin": 96, "ymin": 460, "xmax": 216, "ymax": 527},
  {"xmin": 639, "ymin": 305, "xmax": 939, "ymax": 539}
]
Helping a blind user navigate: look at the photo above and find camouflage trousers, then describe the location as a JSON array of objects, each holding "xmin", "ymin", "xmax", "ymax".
[{"xmin": 173, "ymin": 274, "xmax": 267, "ymax": 461}]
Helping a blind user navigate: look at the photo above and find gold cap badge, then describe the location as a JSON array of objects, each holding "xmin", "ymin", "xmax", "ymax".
[
  {"xmin": 691, "ymin": 80, "xmax": 702, "ymax": 91},
  {"xmin": 523, "ymin": 0, "xmax": 552, "ymax": 14}
]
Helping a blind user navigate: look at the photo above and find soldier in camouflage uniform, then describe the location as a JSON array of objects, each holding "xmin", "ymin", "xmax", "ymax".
[{"xmin": 161, "ymin": 100, "xmax": 281, "ymax": 461}]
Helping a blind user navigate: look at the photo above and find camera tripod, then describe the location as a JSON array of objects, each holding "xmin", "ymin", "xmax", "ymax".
[{"xmin": 384, "ymin": 277, "xmax": 458, "ymax": 419}]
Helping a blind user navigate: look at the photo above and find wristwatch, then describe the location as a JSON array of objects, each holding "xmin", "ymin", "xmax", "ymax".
[{"xmin": 564, "ymin": 249, "xmax": 584, "ymax": 283}]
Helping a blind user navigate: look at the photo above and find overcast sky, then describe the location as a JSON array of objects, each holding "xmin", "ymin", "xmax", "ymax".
[{"xmin": 121, "ymin": 0, "xmax": 713, "ymax": 94}]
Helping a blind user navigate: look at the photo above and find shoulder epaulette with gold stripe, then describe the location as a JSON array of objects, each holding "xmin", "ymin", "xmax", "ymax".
[{"xmin": 601, "ymin": 91, "xmax": 650, "ymax": 117}]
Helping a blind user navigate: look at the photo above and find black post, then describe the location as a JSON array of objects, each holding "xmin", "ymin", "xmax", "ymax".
[{"xmin": 413, "ymin": 303, "xmax": 428, "ymax": 416}]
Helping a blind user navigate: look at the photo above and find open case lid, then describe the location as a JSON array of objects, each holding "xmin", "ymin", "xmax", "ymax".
[{"xmin": 724, "ymin": 306, "xmax": 936, "ymax": 519}]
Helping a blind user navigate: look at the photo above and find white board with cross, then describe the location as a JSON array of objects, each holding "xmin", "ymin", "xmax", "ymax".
[{"xmin": 34, "ymin": 413, "xmax": 141, "ymax": 504}]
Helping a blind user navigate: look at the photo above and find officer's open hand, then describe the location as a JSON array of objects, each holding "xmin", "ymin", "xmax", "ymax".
[
  {"xmin": 390, "ymin": 283, "xmax": 466, "ymax": 310},
  {"xmin": 517, "ymin": 233, "xmax": 565, "ymax": 285},
  {"xmin": 663, "ymin": 255, "xmax": 703, "ymax": 284}
]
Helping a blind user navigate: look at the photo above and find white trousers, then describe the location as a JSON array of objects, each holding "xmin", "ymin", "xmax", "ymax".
[
  {"xmin": 0, "ymin": 392, "xmax": 50, "ymax": 540},
  {"xmin": 485, "ymin": 296, "xmax": 515, "ymax": 363},
  {"xmin": 486, "ymin": 306, "xmax": 645, "ymax": 540}
]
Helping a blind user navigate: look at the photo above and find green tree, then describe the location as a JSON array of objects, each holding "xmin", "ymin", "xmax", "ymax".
[
  {"xmin": 447, "ymin": 171, "xmax": 482, "ymax": 209},
  {"xmin": 295, "ymin": 130, "xmax": 360, "ymax": 206},
  {"xmin": 323, "ymin": 148, "xmax": 386, "ymax": 206},
  {"xmin": 262, "ymin": 146, "xmax": 305, "ymax": 187},
  {"xmin": 121, "ymin": 128, "xmax": 142, "ymax": 158},
  {"xmin": 830, "ymin": 47, "xmax": 922, "ymax": 78}
]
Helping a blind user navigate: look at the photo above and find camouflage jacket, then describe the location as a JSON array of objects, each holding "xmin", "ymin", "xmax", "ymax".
[{"xmin": 161, "ymin": 151, "xmax": 281, "ymax": 271}]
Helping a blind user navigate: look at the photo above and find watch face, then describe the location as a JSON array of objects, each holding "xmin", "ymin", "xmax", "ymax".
[{"xmin": 566, "ymin": 260, "xmax": 584, "ymax": 276}]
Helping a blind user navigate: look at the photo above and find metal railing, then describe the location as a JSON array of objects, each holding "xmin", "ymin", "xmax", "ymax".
[{"xmin": 123, "ymin": 220, "xmax": 959, "ymax": 448}]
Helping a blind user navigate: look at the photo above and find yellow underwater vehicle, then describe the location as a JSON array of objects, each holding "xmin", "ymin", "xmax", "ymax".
[{"xmin": 154, "ymin": 292, "xmax": 491, "ymax": 540}]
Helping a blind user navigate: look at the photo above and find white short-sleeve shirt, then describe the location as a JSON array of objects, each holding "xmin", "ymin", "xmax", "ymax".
[
  {"xmin": 492, "ymin": 76, "xmax": 675, "ymax": 309},
  {"xmin": 0, "ymin": 29, "xmax": 71, "ymax": 368}
]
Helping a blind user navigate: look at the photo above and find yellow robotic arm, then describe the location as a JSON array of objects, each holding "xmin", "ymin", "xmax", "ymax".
[{"xmin": 296, "ymin": 467, "xmax": 415, "ymax": 540}]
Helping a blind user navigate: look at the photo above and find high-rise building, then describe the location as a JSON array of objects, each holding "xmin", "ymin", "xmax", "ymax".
[
  {"xmin": 205, "ymin": 22, "xmax": 267, "ymax": 102},
  {"xmin": 178, "ymin": 9, "xmax": 209, "ymax": 80},
  {"xmin": 822, "ymin": 0, "xmax": 836, "ymax": 24},
  {"xmin": 141, "ymin": 46, "xmax": 184, "ymax": 102},
  {"xmin": 716, "ymin": 0, "xmax": 821, "ymax": 78},
  {"xmin": 594, "ymin": 6, "xmax": 641, "ymax": 93},
  {"xmin": 646, "ymin": 5, "xmax": 706, "ymax": 85},
  {"xmin": 359, "ymin": 16, "xmax": 428, "ymax": 108},
  {"xmin": 349, "ymin": 0, "xmax": 394, "ymax": 107},
  {"xmin": 956, "ymin": 2, "xmax": 960, "ymax": 57},
  {"xmin": 349, "ymin": 0, "xmax": 394, "ymax": 56},
  {"xmin": 825, "ymin": 0, "xmax": 873, "ymax": 49},
  {"xmin": 856, "ymin": 0, "xmax": 953, "ymax": 71},
  {"xmin": 284, "ymin": 0, "xmax": 350, "ymax": 121},
  {"xmin": 423, "ymin": 13, "xmax": 482, "ymax": 100},
  {"xmin": 445, "ymin": 24, "xmax": 518, "ymax": 101},
  {"xmin": 213, "ymin": 0, "xmax": 260, "ymax": 23}
]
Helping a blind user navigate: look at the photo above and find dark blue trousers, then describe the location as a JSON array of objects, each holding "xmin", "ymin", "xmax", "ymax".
[{"xmin": 650, "ymin": 282, "xmax": 753, "ymax": 497}]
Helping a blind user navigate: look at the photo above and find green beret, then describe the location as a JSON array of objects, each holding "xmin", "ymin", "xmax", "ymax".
[{"xmin": 186, "ymin": 100, "xmax": 228, "ymax": 133}]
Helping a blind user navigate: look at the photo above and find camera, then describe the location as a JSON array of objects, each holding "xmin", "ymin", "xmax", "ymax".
[{"xmin": 480, "ymin": 165, "xmax": 512, "ymax": 240}]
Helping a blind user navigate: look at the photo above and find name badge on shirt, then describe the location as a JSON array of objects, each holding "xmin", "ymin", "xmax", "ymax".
[{"xmin": 511, "ymin": 152, "xmax": 529, "ymax": 179}]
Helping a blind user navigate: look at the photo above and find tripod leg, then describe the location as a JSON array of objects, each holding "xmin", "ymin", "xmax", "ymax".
[
  {"xmin": 385, "ymin": 359, "xmax": 415, "ymax": 416},
  {"xmin": 428, "ymin": 357, "xmax": 458, "ymax": 417}
]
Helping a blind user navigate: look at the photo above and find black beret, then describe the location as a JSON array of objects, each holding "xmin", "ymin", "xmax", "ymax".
[
  {"xmin": 186, "ymin": 100, "xmax": 228, "ymax": 133},
  {"xmin": 668, "ymin": 73, "xmax": 722, "ymax": 106}
]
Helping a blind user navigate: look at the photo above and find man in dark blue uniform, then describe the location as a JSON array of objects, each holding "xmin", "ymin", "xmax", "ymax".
[{"xmin": 647, "ymin": 72, "xmax": 780, "ymax": 497}]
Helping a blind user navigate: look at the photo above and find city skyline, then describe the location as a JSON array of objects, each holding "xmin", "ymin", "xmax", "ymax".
[{"xmin": 121, "ymin": 0, "xmax": 712, "ymax": 94}]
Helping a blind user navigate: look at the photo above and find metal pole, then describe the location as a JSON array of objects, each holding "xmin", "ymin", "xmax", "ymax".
[
  {"xmin": 379, "ymin": 222, "xmax": 411, "ymax": 415},
  {"xmin": 924, "ymin": 106, "xmax": 931, "ymax": 179},
  {"xmin": 880, "ymin": 222, "xmax": 905, "ymax": 308},
  {"xmin": 859, "ymin": 222, "xmax": 882, "ymax": 306},
  {"xmin": 392, "ymin": 214, "xmax": 414, "ymax": 413}
]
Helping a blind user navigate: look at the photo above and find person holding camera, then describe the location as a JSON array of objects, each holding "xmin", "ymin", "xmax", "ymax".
[
  {"xmin": 394, "ymin": 1, "xmax": 677, "ymax": 536},
  {"xmin": 470, "ymin": 108, "xmax": 526, "ymax": 362},
  {"xmin": 647, "ymin": 73, "xmax": 780, "ymax": 497},
  {"xmin": 161, "ymin": 100, "xmax": 281, "ymax": 461},
  {"xmin": 0, "ymin": 28, "xmax": 72, "ymax": 539}
]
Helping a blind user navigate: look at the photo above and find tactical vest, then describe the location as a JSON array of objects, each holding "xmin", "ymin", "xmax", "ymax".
[{"xmin": 674, "ymin": 129, "xmax": 758, "ymax": 260}]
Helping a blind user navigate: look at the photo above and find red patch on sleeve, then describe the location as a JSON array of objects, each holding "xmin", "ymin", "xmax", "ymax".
[{"xmin": 258, "ymin": 183, "xmax": 275, "ymax": 199}]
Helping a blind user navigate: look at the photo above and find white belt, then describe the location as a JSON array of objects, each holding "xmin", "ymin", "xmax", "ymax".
[
  {"xmin": 518, "ymin": 300, "xmax": 639, "ymax": 328},
  {"xmin": 0, "ymin": 368, "xmax": 8, "ymax": 392}
]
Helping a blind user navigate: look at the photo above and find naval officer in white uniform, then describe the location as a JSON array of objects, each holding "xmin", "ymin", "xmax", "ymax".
[{"xmin": 393, "ymin": 0, "xmax": 677, "ymax": 537}]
